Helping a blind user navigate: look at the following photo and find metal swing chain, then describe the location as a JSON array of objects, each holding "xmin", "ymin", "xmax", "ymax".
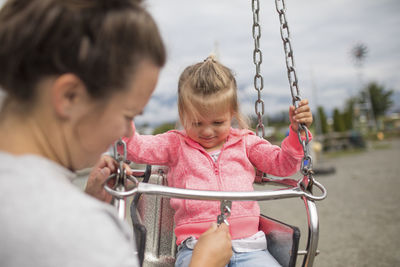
[
  {"xmin": 251, "ymin": 0, "xmax": 268, "ymax": 184},
  {"xmin": 111, "ymin": 140, "xmax": 138, "ymax": 191},
  {"xmin": 251, "ymin": 0, "xmax": 265, "ymax": 138},
  {"xmin": 274, "ymin": 0, "xmax": 314, "ymax": 184},
  {"xmin": 275, "ymin": 0, "xmax": 300, "ymax": 106},
  {"xmin": 106, "ymin": 138, "xmax": 139, "ymax": 219},
  {"xmin": 113, "ymin": 139, "xmax": 128, "ymax": 188}
]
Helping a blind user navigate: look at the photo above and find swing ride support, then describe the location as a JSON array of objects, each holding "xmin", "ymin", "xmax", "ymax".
[
  {"xmin": 301, "ymin": 198, "xmax": 319, "ymax": 267},
  {"xmin": 106, "ymin": 137, "xmax": 327, "ymax": 267},
  {"xmin": 106, "ymin": 166, "xmax": 326, "ymax": 267}
]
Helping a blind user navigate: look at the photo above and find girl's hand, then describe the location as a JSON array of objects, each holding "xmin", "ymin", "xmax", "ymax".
[
  {"xmin": 84, "ymin": 154, "xmax": 132, "ymax": 203},
  {"xmin": 289, "ymin": 99, "xmax": 313, "ymax": 133}
]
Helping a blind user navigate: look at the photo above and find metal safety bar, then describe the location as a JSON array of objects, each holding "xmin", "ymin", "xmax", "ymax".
[{"xmin": 104, "ymin": 177, "xmax": 327, "ymax": 202}]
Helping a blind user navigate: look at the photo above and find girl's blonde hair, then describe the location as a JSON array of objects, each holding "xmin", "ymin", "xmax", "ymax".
[{"xmin": 178, "ymin": 55, "xmax": 248, "ymax": 129}]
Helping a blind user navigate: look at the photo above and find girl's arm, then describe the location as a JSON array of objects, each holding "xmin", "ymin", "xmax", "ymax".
[
  {"xmin": 247, "ymin": 127, "xmax": 311, "ymax": 177},
  {"xmin": 121, "ymin": 122, "xmax": 180, "ymax": 166},
  {"xmin": 248, "ymin": 98, "xmax": 313, "ymax": 177}
]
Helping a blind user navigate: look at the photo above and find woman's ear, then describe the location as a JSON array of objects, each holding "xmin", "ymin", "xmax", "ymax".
[{"xmin": 51, "ymin": 74, "xmax": 88, "ymax": 119}]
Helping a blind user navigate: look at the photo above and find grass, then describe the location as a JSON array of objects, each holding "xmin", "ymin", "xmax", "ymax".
[
  {"xmin": 371, "ymin": 141, "xmax": 392, "ymax": 150},
  {"xmin": 324, "ymin": 148, "xmax": 366, "ymax": 158},
  {"xmin": 323, "ymin": 140, "xmax": 392, "ymax": 158}
]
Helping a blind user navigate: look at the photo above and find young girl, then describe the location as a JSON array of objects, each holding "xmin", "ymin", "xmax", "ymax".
[{"xmin": 123, "ymin": 55, "xmax": 313, "ymax": 267}]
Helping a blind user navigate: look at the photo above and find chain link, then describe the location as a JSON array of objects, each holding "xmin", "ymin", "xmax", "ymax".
[
  {"xmin": 217, "ymin": 200, "xmax": 232, "ymax": 226},
  {"xmin": 274, "ymin": 0, "xmax": 313, "ymax": 179},
  {"xmin": 251, "ymin": 0, "xmax": 265, "ymax": 138}
]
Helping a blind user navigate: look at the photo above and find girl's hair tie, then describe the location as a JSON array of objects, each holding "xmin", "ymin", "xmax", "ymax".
[{"xmin": 204, "ymin": 54, "xmax": 217, "ymax": 63}]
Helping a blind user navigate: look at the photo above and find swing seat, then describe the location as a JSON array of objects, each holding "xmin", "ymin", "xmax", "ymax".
[
  {"xmin": 259, "ymin": 214, "xmax": 300, "ymax": 267},
  {"xmin": 130, "ymin": 168, "xmax": 300, "ymax": 267}
]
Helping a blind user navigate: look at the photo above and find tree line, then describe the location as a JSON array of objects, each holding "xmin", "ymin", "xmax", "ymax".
[
  {"xmin": 145, "ymin": 81, "xmax": 394, "ymax": 136},
  {"xmin": 317, "ymin": 81, "xmax": 393, "ymax": 134}
]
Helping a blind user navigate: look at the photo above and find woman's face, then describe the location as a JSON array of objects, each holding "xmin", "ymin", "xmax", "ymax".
[{"xmin": 70, "ymin": 60, "xmax": 160, "ymax": 169}]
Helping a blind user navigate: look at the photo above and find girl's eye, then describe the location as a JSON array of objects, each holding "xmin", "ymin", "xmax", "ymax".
[
  {"xmin": 213, "ymin": 121, "xmax": 224, "ymax": 125},
  {"xmin": 193, "ymin": 122, "xmax": 202, "ymax": 127}
]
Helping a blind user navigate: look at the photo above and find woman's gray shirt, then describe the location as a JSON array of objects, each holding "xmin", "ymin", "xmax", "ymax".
[{"xmin": 0, "ymin": 152, "xmax": 138, "ymax": 267}]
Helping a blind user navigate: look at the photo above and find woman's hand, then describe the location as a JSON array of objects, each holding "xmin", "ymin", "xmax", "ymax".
[
  {"xmin": 84, "ymin": 155, "xmax": 132, "ymax": 203},
  {"xmin": 289, "ymin": 98, "xmax": 313, "ymax": 133},
  {"xmin": 189, "ymin": 223, "xmax": 232, "ymax": 267}
]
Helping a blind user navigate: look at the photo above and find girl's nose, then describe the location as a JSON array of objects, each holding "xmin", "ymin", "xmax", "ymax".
[{"xmin": 200, "ymin": 126, "xmax": 213, "ymax": 137}]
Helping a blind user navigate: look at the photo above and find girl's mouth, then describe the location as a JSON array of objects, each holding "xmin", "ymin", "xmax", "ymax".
[{"xmin": 200, "ymin": 136, "xmax": 215, "ymax": 141}]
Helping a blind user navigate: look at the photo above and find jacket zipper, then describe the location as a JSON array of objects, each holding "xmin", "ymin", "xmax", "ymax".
[{"xmin": 204, "ymin": 145, "xmax": 226, "ymax": 191}]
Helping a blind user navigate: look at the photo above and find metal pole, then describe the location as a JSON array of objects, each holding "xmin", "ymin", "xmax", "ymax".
[{"xmin": 301, "ymin": 197, "xmax": 319, "ymax": 267}]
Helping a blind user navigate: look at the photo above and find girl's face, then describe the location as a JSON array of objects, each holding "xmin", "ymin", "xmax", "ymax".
[
  {"xmin": 70, "ymin": 60, "xmax": 160, "ymax": 169},
  {"xmin": 185, "ymin": 109, "xmax": 233, "ymax": 152}
]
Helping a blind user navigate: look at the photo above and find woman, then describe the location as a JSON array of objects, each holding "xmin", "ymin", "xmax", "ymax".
[{"xmin": 0, "ymin": 0, "xmax": 231, "ymax": 266}]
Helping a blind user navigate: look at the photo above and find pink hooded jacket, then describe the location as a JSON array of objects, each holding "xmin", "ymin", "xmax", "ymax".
[{"xmin": 124, "ymin": 125, "xmax": 310, "ymax": 245}]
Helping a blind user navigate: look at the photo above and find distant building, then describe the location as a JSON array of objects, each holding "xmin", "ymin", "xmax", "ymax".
[{"xmin": 382, "ymin": 113, "xmax": 400, "ymax": 131}]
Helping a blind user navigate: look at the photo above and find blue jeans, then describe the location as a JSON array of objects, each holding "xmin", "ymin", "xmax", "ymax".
[{"xmin": 175, "ymin": 243, "xmax": 282, "ymax": 267}]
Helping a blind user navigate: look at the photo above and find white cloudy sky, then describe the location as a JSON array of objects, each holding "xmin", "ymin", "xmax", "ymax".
[
  {"xmin": 136, "ymin": 0, "xmax": 400, "ymax": 126},
  {"xmin": 0, "ymin": 0, "xmax": 399, "ymax": 126}
]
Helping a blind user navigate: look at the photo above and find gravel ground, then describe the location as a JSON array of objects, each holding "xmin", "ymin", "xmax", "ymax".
[{"xmin": 257, "ymin": 138, "xmax": 400, "ymax": 267}]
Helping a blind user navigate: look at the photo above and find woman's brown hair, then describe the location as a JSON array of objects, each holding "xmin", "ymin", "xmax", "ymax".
[{"xmin": 0, "ymin": 0, "xmax": 166, "ymax": 102}]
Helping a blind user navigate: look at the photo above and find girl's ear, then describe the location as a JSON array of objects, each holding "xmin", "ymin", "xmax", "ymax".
[{"xmin": 51, "ymin": 74, "xmax": 88, "ymax": 119}]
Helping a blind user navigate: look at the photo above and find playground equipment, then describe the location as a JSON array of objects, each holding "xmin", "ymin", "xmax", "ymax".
[{"xmin": 105, "ymin": 1, "xmax": 327, "ymax": 266}]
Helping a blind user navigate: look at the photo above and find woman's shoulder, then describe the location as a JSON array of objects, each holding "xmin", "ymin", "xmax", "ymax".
[{"xmin": 0, "ymin": 164, "xmax": 137, "ymax": 266}]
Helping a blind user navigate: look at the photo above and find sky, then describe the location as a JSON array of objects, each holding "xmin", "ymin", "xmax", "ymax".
[
  {"xmin": 135, "ymin": 0, "xmax": 400, "ymax": 126},
  {"xmin": 0, "ymin": 0, "xmax": 399, "ymax": 126}
]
